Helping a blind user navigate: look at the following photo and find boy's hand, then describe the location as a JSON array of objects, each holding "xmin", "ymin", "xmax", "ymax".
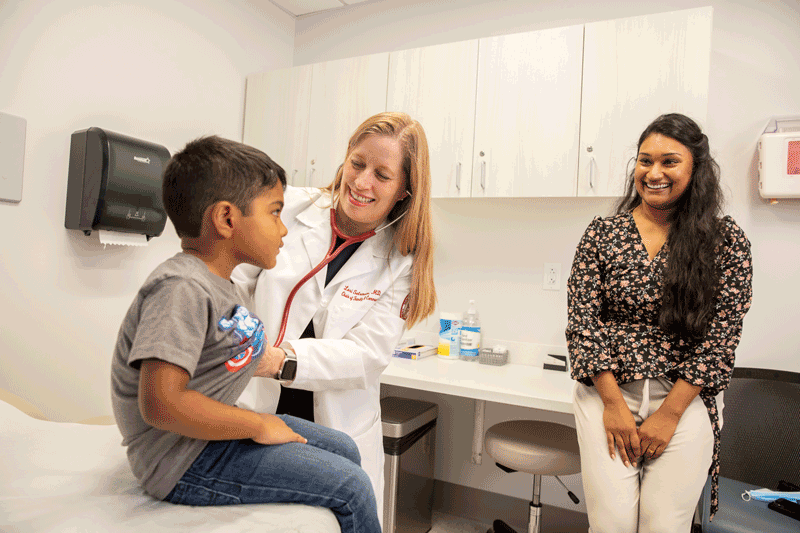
[
  {"xmin": 253, "ymin": 413, "xmax": 307, "ymax": 445},
  {"xmin": 253, "ymin": 345, "xmax": 285, "ymax": 378}
]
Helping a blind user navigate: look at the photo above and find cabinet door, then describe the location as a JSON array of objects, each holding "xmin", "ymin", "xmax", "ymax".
[
  {"xmin": 243, "ymin": 66, "xmax": 312, "ymax": 186},
  {"xmin": 578, "ymin": 7, "xmax": 713, "ymax": 197},
  {"xmin": 473, "ymin": 25, "xmax": 584, "ymax": 198},
  {"xmin": 306, "ymin": 53, "xmax": 389, "ymax": 189},
  {"xmin": 388, "ymin": 40, "xmax": 479, "ymax": 198}
]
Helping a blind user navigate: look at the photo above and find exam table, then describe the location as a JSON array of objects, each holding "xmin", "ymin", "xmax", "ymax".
[{"xmin": 0, "ymin": 389, "xmax": 340, "ymax": 533}]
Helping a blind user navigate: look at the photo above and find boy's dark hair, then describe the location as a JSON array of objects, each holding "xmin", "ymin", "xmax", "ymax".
[{"xmin": 162, "ymin": 136, "xmax": 286, "ymax": 238}]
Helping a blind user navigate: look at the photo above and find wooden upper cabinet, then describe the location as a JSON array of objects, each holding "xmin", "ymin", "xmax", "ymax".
[
  {"xmin": 305, "ymin": 53, "xmax": 389, "ymax": 189},
  {"xmin": 577, "ymin": 7, "xmax": 713, "ymax": 197},
  {"xmin": 473, "ymin": 25, "xmax": 584, "ymax": 197},
  {"xmin": 243, "ymin": 66, "xmax": 312, "ymax": 186},
  {"xmin": 388, "ymin": 40, "xmax": 479, "ymax": 198},
  {"xmin": 242, "ymin": 7, "xmax": 712, "ymax": 199}
]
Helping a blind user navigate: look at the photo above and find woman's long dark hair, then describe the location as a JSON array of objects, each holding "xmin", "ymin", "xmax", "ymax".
[{"xmin": 615, "ymin": 113, "xmax": 724, "ymax": 342}]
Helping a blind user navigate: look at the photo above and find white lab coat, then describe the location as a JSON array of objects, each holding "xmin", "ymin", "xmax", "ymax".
[{"xmin": 232, "ymin": 186, "xmax": 412, "ymax": 522}]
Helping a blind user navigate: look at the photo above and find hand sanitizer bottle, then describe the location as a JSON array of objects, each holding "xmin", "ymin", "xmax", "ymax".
[{"xmin": 460, "ymin": 300, "xmax": 481, "ymax": 362}]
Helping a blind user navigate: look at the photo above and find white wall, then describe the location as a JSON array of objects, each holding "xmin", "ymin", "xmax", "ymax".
[
  {"xmin": 0, "ymin": 0, "xmax": 294, "ymax": 421},
  {"xmin": 295, "ymin": 0, "xmax": 800, "ymax": 372},
  {"xmin": 2, "ymin": 0, "xmax": 798, "ymax": 517},
  {"xmin": 295, "ymin": 0, "xmax": 800, "ymax": 513}
]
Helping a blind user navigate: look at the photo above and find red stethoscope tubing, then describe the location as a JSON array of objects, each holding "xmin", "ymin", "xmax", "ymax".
[{"xmin": 273, "ymin": 209, "xmax": 375, "ymax": 347}]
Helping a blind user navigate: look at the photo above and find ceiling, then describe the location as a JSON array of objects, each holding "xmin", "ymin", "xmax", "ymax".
[{"xmin": 269, "ymin": 0, "xmax": 375, "ymax": 17}]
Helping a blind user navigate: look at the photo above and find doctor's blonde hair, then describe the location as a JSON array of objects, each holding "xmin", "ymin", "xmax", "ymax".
[{"xmin": 324, "ymin": 112, "xmax": 437, "ymax": 327}]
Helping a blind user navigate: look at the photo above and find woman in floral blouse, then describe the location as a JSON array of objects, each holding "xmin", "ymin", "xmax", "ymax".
[{"xmin": 566, "ymin": 113, "xmax": 752, "ymax": 532}]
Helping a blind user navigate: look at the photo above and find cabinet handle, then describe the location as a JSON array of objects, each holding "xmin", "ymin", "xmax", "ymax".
[
  {"xmin": 455, "ymin": 162, "xmax": 461, "ymax": 192},
  {"xmin": 588, "ymin": 156, "xmax": 596, "ymax": 189},
  {"xmin": 480, "ymin": 160, "xmax": 486, "ymax": 190}
]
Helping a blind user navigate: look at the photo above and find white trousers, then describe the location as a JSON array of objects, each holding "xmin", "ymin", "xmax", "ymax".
[{"xmin": 573, "ymin": 378, "xmax": 713, "ymax": 533}]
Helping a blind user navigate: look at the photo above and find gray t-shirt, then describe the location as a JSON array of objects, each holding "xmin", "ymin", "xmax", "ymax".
[{"xmin": 111, "ymin": 253, "xmax": 266, "ymax": 500}]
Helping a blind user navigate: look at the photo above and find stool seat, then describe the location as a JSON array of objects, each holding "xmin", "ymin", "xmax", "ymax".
[{"xmin": 484, "ymin": 420, "xmax": 580, "ymax": 476}]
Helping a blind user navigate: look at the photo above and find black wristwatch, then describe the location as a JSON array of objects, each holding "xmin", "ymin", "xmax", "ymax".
[{"xmin": 277, "ymin": 346, "xmax": 297, "ymax": 383}]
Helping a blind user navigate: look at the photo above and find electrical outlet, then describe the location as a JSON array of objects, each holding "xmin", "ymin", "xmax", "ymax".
[{"xmin": 543, "ymin": 263, "xmax": 561, "ymax": 291}]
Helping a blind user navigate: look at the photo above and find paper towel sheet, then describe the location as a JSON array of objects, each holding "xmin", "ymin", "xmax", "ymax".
[{"xmin": 98, "ymin": 230, "xmax": 148, "ymax": 247}]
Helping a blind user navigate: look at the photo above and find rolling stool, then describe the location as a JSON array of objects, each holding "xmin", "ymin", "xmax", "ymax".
[{"xmin": 484, "ymin": 420, "xmax": 581, "ymax": 533}]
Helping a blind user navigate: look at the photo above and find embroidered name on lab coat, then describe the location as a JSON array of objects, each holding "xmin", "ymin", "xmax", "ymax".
[{"xmin": 341, "ymin": 285, "xmax": 381, "ymax": 302}]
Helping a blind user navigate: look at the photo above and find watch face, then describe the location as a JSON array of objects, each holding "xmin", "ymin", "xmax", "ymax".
[{"xmin": 280, "ymin": 358, "xmax": 298, "ymax": 381}]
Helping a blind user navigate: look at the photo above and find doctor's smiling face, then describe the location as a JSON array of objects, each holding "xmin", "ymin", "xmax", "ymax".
[
  {"xmin": 336, "ymin": 133, "xmax": 408, "ymax": 236},
  {"xmin": 634, "ymin": 133, "xmax": 693, "ymax": 213}
]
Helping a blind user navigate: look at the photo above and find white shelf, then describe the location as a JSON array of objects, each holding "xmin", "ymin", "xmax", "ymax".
[{"xmin": 381, "ymin": 356, "xmax": 575, "ymax": 414}]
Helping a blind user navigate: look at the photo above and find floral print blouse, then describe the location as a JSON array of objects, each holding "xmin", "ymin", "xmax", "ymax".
[{"xmin": 566, "ymin": 212, "xmax": 753, "ymax": 518}]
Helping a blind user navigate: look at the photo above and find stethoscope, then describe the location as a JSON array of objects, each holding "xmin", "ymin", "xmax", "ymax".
[{"xmin": 272, "ymin": 190, "xmax": 411, "ymax": 347}]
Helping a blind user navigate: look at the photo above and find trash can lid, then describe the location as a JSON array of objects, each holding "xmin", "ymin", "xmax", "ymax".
[{"xmin": 380, "ymin": 396, "xmax": 438, "ymax": 438}]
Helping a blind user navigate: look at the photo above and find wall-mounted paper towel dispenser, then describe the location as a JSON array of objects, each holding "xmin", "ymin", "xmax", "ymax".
[{"xmin": 64, "ymin": 127, "xmax": 170, "ymax": 239}]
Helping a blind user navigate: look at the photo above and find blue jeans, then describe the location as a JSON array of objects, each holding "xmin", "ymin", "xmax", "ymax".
[{"xmin": 164, "ymin": 415, "xmax": 380, "ymax": 533}]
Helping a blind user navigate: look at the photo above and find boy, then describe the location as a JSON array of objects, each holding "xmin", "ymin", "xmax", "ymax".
[{"xmin": 110, "ymin": 136, "xmax": 381, "ymax": 533}]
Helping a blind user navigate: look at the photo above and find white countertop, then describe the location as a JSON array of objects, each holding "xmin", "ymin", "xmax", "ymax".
[{"xmin": 381, "ymin": 356, "xmax": 576, "ymax": 414}]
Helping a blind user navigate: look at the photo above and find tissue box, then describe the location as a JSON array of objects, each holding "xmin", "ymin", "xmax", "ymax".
[{"xmin": 393, "ymin": 344, "xmax": 437, "ymax": 360}]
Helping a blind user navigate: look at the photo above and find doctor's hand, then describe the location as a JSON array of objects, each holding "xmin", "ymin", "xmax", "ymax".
[
  {"xmin": 253, "ymin": 345, "xmax": 286, "ymax": 379},
  {"xmin": 253, "ymin": 413, "xmax": 307, "ymax": 445},
  {"xmin": 637, "ymin": 409, "xmax": 679, "ymax": 461},
  {"xmin": 602, "ymin": 401, "xmax": 641, "ymax": 468}
]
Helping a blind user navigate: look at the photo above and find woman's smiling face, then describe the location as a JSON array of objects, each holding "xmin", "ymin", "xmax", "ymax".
[
  {"xmin": 634, "ymin": 133, "xmax": 694, "ymax": 213},
  {"xmin": 336, "ymin": 134, "xmax": 407, "ymax": 236}
]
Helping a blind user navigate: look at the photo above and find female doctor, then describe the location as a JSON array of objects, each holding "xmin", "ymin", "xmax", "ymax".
[{"xmin": 232, "ymin": 112, "xmax": 437, "ymax": 521}]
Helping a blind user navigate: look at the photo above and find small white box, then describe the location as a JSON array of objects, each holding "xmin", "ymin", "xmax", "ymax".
[
  {"xmin": 393, "ymin": 344, "xmax": 437, "ymax": 360},
  {"xmin": 758, "ymin": 121, "xmax": 800, "ymax": 200}
]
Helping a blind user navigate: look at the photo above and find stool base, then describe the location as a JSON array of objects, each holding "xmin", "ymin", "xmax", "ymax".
[
  {"xmin": 488, "ymin": 519, "xmax": 517, "ymax": 533},
  {"xmin": 487, "ymin": 475, "xmax": 544, "ymax": 533}
]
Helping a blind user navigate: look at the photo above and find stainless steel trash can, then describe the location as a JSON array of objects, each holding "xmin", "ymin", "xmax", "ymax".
[{"xmin": 381, "ymin": 396, "xmax": 438, "ymax": 533}]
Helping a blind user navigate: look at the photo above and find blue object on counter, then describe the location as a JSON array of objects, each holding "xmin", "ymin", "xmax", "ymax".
[
  {"xmin": 742, "ymin": 489, "xmax": 800, "ymax": 503},
  {"xmin": 437, "ymin": 313, "xmax": 461, "ymax": 360}
]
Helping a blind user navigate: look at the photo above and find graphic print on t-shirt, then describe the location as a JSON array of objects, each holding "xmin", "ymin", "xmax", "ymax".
[{"xmin": 218, "ymin": 305, "xmax": 266, "ymax": 372}]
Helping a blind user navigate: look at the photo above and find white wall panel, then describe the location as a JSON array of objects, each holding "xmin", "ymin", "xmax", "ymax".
[
  {"xmin": 0, "ymin": 0, "xmax": 294, "ymax": 421},
  {"xmin": 292, "ymin": 0, "xmax": 800, "ymax": 511}
]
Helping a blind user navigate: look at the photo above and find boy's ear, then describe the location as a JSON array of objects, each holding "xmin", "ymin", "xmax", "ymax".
[{"xmin": 208, "ymin": 201, "xmax": 237, "ymax": 239}]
